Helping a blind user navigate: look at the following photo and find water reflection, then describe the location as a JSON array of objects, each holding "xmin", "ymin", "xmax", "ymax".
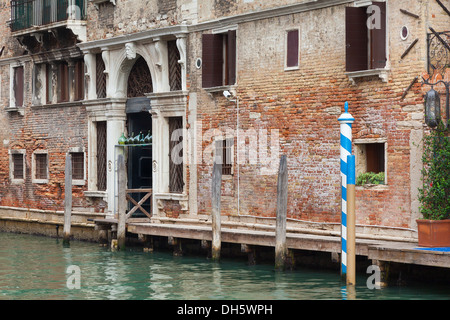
[{"xmin": 0, "ymin": 232, "xmax": 449, "ymax": 300}]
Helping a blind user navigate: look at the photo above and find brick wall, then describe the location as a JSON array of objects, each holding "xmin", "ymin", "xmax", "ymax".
[{"xmin": 189, "ymin": 0, "xmax": 446, "ymax": 229}]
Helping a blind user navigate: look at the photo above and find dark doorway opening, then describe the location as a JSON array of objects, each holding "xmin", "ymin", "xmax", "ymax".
[{"xmin": 127, "ymin": 111, "xmax": 152, "ymax": 217}]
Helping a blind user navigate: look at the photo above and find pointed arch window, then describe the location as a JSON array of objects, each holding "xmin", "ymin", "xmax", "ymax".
[{"xmin": 127, "ymin": 56, "xmax": 153, "ymax": 98}]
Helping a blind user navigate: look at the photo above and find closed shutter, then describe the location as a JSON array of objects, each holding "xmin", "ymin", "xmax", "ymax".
[
  {"xmin": 59, "ymin": 63, "xmax": 69, "ymax": 103},
  {"xmin": 286, "ymin": 29, "xmax": 299, "ymax": 68},
  {"xmin": 202, "ymin": 34, "xmax": 223, "ymax": 88},
  {"xmin": 345, "ymin": 7, "xmax": 368, "ymax": 72},
  {"xmin": 227, "ymin": 30, "xmax": 237, "ymax": 85},
  {"xmin": 370, "ymin": 2, "xmax": 386, "ymax": 69},
  {"xmin": 14, "ymin": 66, "xmax": 24, "ymax": 107},
  {"xmin": 74, "ymin": 60, "xmax": 84, "ymax": 101}
]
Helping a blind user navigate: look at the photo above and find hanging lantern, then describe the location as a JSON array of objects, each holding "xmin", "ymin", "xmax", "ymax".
[{"xmin": 424, "ymin": 88, "xmax": 441, "ymax": 128}]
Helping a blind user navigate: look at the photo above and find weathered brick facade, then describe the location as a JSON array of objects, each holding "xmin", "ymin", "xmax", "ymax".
[{"xmin": 0, "ymin": 0, "xmax": 448, "ymax": 239}]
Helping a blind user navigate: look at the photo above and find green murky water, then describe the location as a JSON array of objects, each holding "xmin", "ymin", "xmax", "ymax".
[{"xmin": 0, "ymin": 232, "xmax": 449, "ymax": 300}]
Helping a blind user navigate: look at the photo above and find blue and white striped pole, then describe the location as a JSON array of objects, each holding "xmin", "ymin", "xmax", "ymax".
[{"xmin": 338, "ymin": 102, "xmax": 354, "ymax": 277}]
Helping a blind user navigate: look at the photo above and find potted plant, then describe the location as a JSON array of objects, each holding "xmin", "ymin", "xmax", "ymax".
[{"xmin": 417, "ymin": 122, "xmax": 450, "ymax": 247}]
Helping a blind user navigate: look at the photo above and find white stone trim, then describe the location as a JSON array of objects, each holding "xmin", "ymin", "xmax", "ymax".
[
  {"xmin": 32, "ymin": 149, "xmax": 49, "ymax": 184},
  {"xmin": 9, "ymin": 149, "xmax": 26, "ymax": 184}
]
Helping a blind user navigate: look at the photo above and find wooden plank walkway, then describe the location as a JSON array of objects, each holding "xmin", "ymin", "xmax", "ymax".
[{"xmin": 119, "ymin": 220, "xmax": 450, "ymax": 269}]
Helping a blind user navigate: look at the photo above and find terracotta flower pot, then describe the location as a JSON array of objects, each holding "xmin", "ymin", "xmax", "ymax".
[{"xmin": 416, "ymin": 219, "xmax": 450, "ymax": 247}]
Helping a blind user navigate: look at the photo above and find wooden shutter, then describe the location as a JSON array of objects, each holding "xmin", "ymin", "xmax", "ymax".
[
  {"xmin": 74, "ymin": 60, "xmax": 84, "ymax": 101},
  {"xmin": 286, "ymin": 29, "xmax": 299, "ymax": 68},
  {"xmin": 14, "ymin": 66, "xmax": 24, "ymax": 107},
  {"xmin": 370, "ymin": 2, "xmax": 386, "ymax": 69},
  {"xmin": 202, "ymin": 33, "xmax": 223, "ymax": 88},
  {"xmin": 345, "ymin": 7, "xmax": 368, "ymax": 72},
  {"xmin": 58, "ymin": 63, "xmax": 69, "ymax": 103},
  {"xmin": 227, "ymin": 30, "xmax": 237, "ymax": 85}
]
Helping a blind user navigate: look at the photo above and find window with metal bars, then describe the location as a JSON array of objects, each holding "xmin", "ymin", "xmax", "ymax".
[
  {"xmin": 34, "ymin": 153, "xmax": 48, "ymax": 180},
  {"xmin": 71, "ymin": 152, "xmax": 84, "ymax": 180},
  {"xmin": 168, "ymin": 40, "xmax": 182, "ymax": 91},
  {"xmin": 96, "ymin": 53, "xmax": 106, "ymax": 99},
  {"xmin": 216, "ymin": 139, "xmax": 233, "ymax": 175},
  {"xmin": 169, "ymin": 117, "xmax": 184, "ymax": 193},
  {"xmin": 96, "ymin": 121, "xmax": 107, "ymax": 191},
  {"xmin": 12, "ymin": 153, "xmax": 24, "ymax": 180}
]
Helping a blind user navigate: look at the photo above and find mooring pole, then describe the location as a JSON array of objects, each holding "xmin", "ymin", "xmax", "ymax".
[
  {"xmin": 211, "ymin": 162, "xmax": 222, "ymax": 261},
  {"xmin": 275, "ymin": 155, "xmax": 288, "ymax": 270},
  {"xmin": 117, "ymin": 154, "xmax": 127, "ymax": 250},
  {"xmin": 63, "ymin": 153, "xmax": 72, "ymax": 245},
  {"xmin": 346, "ymin": 154, "xmax": 356, "ymax": 286},
  {"xmin": 337, "ymin": 102, "xmax": 354, "ymax": 278}
]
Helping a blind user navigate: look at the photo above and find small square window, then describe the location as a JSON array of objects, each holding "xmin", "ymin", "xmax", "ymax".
[{"xmin": 355, "ymin": 142, "xmax": 386, "ymax": 185}]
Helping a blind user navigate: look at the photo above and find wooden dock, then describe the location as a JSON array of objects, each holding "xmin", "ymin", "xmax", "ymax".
[{"xmin": 95, "ymin": 218, "xmax": 450, "ymax": 270}]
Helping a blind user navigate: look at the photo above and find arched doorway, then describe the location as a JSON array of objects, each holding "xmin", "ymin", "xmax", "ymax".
[{"xmin": 126, "ymin": 56, "xmax": 153, "ymax": 217}]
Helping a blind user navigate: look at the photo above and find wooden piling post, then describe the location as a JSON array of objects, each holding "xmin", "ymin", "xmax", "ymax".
[
  {"xmin": 275, "ymin": 155, "xmax": 288, "ymax": 270},
  {"xmin": 346, "ymin": 155, "xmax": 356, "ymax": 286},
  {"xmin": 117, "ymin": 154, "xmax": 127, "ymax": 250},
  {"xmin": 63, "ymin": 153, "xmax": 72, "ymax": 245},
  {"xmin": 211, "ymin": 162, "xmax": 222, "ymax": 261}
]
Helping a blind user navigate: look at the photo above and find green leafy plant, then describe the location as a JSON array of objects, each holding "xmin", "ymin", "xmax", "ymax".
[
  {"xmin": 356, "ymin": 172, "xmax": 385, "ymax": 186},
  {"xmin": 418, "ymin": 122, "xmax": 450, "ymax": 221}
]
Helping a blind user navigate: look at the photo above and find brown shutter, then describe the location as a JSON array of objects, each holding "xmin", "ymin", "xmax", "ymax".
[
  {"xmin": 59, "ymin": 63, "xmax": 69, "ymax": 103},
  {"xmin": 14, "ymin": 66, "xmax": 24, "ymax": 107},
  {"xmin": 345, "ymin": 7, "xmax": 368, "ymax": 72},
  {"xmin": 74, "ymin": 60, "xmax": 84, "ymax": 101},
  {"xmin": 202, "ymin": 33, "xmax": 223, "ymax": 88},
  {"xmin": 227, "ymin": 30, "xmax": 237, "ymax": 85},
  {"xmin": 370, "ymin": 2, "xmax": 386, "ymax": 69},
  {"xmin": 286, "ymin": 29, "xmax": 299, "ymax": 68}
]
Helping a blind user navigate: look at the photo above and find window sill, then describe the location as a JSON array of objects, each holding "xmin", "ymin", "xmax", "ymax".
[
  {"xmin": 356, "ymin": 184, "xmax": 388, "ymax": 191},
  {"xmin": 32, "ymin": 179, "xmax": 49, "ymax": 184},
  {"xmin": 84, "ymin": 190, "xmax": 107, "ymax": 198},
  {"xmin": 90, "ymin": 0, "xmax": 116, "ymax": 8},
  {"xmin": 5, "ymin": 106, "xmax": 24, "ymax": 116},
  {"xmin": 204, "ymin": 85, "xmax": 236, "ymax": 96},
  {"xmin": 345, "ymin": 68, "xmax": 389, "ymax": 85},
  {"xmin": 154, "ymin": 192, "xmax": 188, "ymax": 201},
  {"xmin": 284, "ymin": 66, "xmax": 299, "ymax": 72},
  {"xmin": 32, "ymin": 101, "xmax": 83, "ymax": 109},
  {"xmin": 72, "ymin": 179, "xmax": 86, "ymax": 186}
]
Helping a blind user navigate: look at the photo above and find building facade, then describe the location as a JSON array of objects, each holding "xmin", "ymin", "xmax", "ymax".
[{"xmin": 0, "ymin": 0, "xmax": 449, "ymax": 240}]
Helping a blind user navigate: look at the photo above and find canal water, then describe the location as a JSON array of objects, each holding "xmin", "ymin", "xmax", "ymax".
[{"xmin": 0, "ymin": 232, "xmax": 449, "ymax": 300}]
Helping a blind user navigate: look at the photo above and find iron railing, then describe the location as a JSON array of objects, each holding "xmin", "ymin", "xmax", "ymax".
[
  {"xmin": 427, "ymin": 29, "xmax": 450, "ymax": 78},
  {"xmin": 11, "ymin": 0, "xmax": 86, "ymax": 32}
]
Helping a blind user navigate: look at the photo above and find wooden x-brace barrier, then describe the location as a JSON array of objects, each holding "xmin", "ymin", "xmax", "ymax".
[{"xmin": 125, "ymin": 188, "xmax": 152, "ymax": 220}]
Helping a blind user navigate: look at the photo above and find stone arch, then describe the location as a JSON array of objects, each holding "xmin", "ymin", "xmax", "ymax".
[{"xmin": 111, "ymin": 42, "xmax": 160, "ymax": 98}]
